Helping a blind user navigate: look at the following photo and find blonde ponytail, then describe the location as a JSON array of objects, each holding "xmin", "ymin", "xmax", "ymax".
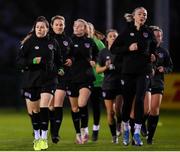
[{"xmin": 124, "ymin": 13, "xmax": 133, "ymax": 22}]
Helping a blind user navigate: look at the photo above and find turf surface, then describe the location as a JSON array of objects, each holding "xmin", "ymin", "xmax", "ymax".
[{"xmin": 0, "ymin": 108, "xmax": 180, "ymax": 151}]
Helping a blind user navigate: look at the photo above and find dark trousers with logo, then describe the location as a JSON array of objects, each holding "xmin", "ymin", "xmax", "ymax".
[{"xmin": 121, "ymin": 74, "xmax": 150, "ymax": 124}]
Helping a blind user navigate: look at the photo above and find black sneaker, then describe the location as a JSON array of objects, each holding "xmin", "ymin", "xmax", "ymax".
[
  {"xmin": 50, "ymin": 122, "xmax": 55, "ymax": 138},
  {"xmin": 112, "ymin": 136, "xmax": 119, "ymax": 144},
  {"xmin": 92, "ymin": 130, "xmax": 98, "ymax": 141},
  {"xmin": 141, "ymin": 124, "xmax": 148, "ymax": 137},
  {"xmin": 132, "ymin": 139, "xmax": 135, "ymax": 145},
  {"xmin": 52, "ymin": 136, "xmax": 60, "ymax": 144},
  {"xmin": 147, "ymin": 138, "xmax": 153, "ymax": 145}
]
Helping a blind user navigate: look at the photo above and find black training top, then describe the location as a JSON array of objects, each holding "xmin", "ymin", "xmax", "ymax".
[
  {"xmin": 97, "ymin": 48, "xmax": 121, "ymax": 90},
  {"xmin": 50, "ymin": 32, "xmax": 73, "ymax": 82},
  {"xmin": 151, "ymin": 46, "xmax": 173, "ymax": 89},
  {"xmin": 111, "ymin": 22, "xmax": 157, "ymax": 75},
  {"xmin": 68, "ymin": 35, "xmax": 98, "ymax": 83},
  {"xmin": 16, "ymin": 34, "xmax": 62, "ymax": 88}
]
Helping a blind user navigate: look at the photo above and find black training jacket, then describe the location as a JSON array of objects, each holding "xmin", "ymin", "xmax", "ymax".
[
  {"xmin": 50, "ymin": 32, "xmax": 73, "ymax": 82},
  {"xmin": 69, "ymin": 35, "xmax": 98, "ymax": 83},
  {"xmin": 97, "ymin": 48, "xmax": 121, "ymax": 90},
  {"xmin": 111, "ymin": 22, "xmax": 157, "ymax": 75},
  {"xmin": 151, "ymin": 46, "xmax": 173, "ymax": 89},
  {"xmin": 16, "ymin": 34, "xmax": 62, "ymax": 88}
]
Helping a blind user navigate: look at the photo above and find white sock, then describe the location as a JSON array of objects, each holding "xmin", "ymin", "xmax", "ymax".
[
  {"xmin": 123, "ymin": 121, "xmax": 130, "ymax": 131},
  {"xmin": 85, "ymin": 127, "xmax": 89, "ymax": 134},
  {"xmin": 41, "ymin": 130, "xmax": 48, "ymax": 139},
  {"xmin": 93, "ymin": 125, "xmax": 100, "ymax": 131},
  {"xmin": 34, "ymin": 129, "xmax": 40, "ymax": 140},
  {"xmin": 134, "ymin": 123, "xmax": 142, "ymax": 134}
]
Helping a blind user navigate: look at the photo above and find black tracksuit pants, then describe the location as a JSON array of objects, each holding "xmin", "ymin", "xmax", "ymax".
[{"xmin": 121, "ymin": 74, "xmax": 150, "ymax": 124}]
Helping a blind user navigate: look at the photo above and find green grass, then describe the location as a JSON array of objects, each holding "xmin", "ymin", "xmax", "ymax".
[{"xmin": 0, "ymin": 108, "xmax": 180, "ymax": 151}]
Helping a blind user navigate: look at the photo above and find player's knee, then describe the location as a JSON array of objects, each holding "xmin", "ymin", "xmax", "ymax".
[
  {"xmin": 150, "ymin": 107, "xmax": 160, "ymax": 115},
  {"xmin": 71, "ymin": 106, "xmax": 79, "ymax": 112}
]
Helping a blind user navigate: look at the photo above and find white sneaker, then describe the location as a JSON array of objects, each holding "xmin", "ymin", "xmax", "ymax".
[
  {"xmin": 81, "ymin": 128, "xmax": 89, "ymax": 143},
  {"xmin": 116, "ymin": 123, "xmax": 122, "ymax": 137},
  {"xmin": 75, "ymin": 133, "xmax": 82, "ymax": 144}
]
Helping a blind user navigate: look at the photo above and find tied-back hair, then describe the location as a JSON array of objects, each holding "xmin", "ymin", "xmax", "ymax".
[
  {"xmin": 87, "ymin": 22, "xmax": 105, "ymax": 40},
  {"xmin": 74, "ymin": 18, "xmax": 88, "ymax": 30},
  {"xmin": 74, "ymin": 18, "xmax": 89, "ymax": 36},
  {"xmin": 105, "ymin": 29, "xmax": 118, "ymax": 46},
  {"xmin": 21, "ymin": 16, "xmax": 49, "ymax": 45},
  {"xmin": 124, "ymin": 13, "xmax": 133, "ymax": 22},
  {"xmin": 106, "ymin": 29, "xmax": 118, "ymax": 36},
  {"xmin": 87, "ymin": 22, "xmax": 94, "ymax": 31},
  {"xmin": 124, "ymin": 7, "xmax": 147, "ymax": 22},
  {"xmin": 94, "ymin": 30, "xmax": 105, "ymax": 40},
  {"xmin": 87, "ymin": 22, "xmax": 95, "ymax": 38},
  {"xmin": 51, "ymin": 15, "xmax": 65, "ymax": 26},
  {"xmin": 149, "ymin": 25, "xmax": 163, "ymax": 35}
]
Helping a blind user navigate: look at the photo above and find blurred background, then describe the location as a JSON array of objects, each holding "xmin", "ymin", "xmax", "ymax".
[{"xmin": 0, "ymin": 0, "xmax": 179, "ymax": 109}]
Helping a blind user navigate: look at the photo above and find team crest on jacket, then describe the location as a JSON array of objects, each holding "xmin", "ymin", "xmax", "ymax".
[
  {"xmin": 63, "ymin": 41, "xmax": 69, "ymax": 46},
  {"xmin": 48, "ymin": 44, "xmax": 54, "ymax": 50},
  {"xmin": 143, "ymin": 32, "xmax": 149, "ymax": 38},
  {"xmin": 130, "ymin": 32, "xmax": 135, "ymax": 36},
  {"xmin": 84, "ymin": 43, "xmax": 90, "ymax": 48},
  {"xmin": 34, "ymin": 46, "xmax": 39, "ymax": 50},
  {"xmin": 102, "ymin": 91, "xmax": 106, "ymax": 98},
  {"xmin": 121, "ymin": 80, "xmax": 124, "ymax": 85},
  {"xmin": 74, "ymin": 44, "xmax": 78, "ymax": 47},
  {"xmin": 158, "ymin": 53, "xmax": 164, "ymax": 58}
]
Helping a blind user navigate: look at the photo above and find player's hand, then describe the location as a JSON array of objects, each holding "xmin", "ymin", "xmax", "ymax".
[
  {"xmin": 90, "ymin": 60, "xmax": 96, "ymax": 67},
  {"xmin": 58, "ymin": 68, "xmax": 64, "ymax": 76},
  {"xmin": 33, "ymin": 57, "xmax": 41, "ymax": 64},
  {"xmin": 105, "ymin": 60, "xmax": 111, "ymax": 68},
  {"xmin": 129, "ymin": 43, "xmax": 138, "ymax": 51},
  {"xmin": 151, "ymin": 54, "xmax": 156, "ymax": 62},
  {"xmin": 157, "ymin": 66, "xmax": 164, "ymax": 73},
  {"xmin": 64, "ymin": 58, "xmax": 72, "ymax": 66}
]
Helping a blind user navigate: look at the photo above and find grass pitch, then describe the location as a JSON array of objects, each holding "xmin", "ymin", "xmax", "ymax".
[{"xmin": 0, "ymin": 108, "xmax": 180, "ymax": 151}]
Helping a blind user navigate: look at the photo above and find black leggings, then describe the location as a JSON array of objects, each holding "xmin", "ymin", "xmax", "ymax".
[
  {"xmin": 122, "ymin": 74, "xmax": 150, "ymax": 124},
  {"xmin": 90, "ymin": 87, "xmax": 102, "ymax": 125}
]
